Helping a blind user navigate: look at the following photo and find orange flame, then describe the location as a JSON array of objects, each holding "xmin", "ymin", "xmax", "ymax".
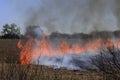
[
  {"xmin": 18, "ymin": 36, "xmax": 120, "ymax": 64},
  {"xmin": 19, "ymin": 38, "xmax": 33, "ymax": 64},
  {"xmin": 85, "ymin": 38, "xmax": 102, "ymax": 52},
  {"xmin": 17, "ymin": 40, "xmax": 23, "ymax": 49}
]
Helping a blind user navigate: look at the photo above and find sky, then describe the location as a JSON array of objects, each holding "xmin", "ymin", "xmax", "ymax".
[
  {"xmin": 0, "ymin": 0, "xmax": 120, "ymax": 34},
  {"xmin": 0, "ymin": 0, "xmax": 23, "ymax": 34},
  {"xmin": 0, "ymin": 0, "xmax": 41, "ymax": 34}
]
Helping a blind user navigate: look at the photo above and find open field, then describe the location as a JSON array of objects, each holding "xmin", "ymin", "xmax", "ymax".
[
  {"xmin": 0, "ymin": 39, "xmax": 20, "ymax": 63},
  {"xmin": 0, "ymin": 63, "xmax": 104, "ymax": 80},
  {"xmin": 0, "ymin": 39, "xmax": 116, "ymax": 80}
]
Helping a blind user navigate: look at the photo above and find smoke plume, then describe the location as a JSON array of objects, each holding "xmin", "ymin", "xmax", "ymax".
[
  {"xmin": 9, "ymin": 0, "xmax": 120, "ymax": 34},
  {"xmin": 21, "ymin": 0, "xmax": 120, "ymax": 34},
  {"xmin": 16, "ymin": 0, "xmax": 120, "ymax": 70}
]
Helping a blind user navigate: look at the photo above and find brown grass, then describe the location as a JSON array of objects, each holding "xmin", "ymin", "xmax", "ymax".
[
  {"xmin": 0, "ymin": 63, "xmax": 104, "ymax": 80},
  {"xmin": 0, "ymin": 39, "xmax": 20, "ymax": 63},
  {"xmin": 0, "ymin": 39, "xmax": 109, "ymax": 80}
]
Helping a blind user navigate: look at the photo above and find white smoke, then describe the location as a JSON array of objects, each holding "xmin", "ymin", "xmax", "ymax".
[
  {"xmin": 25, "ymin": 0, "xmax": 119, "ymax": 34},
  {"xmin": 26, "ymin": 27, "xmax": 98, "ymax": 70},
  {"xmin": 8, "ymin": 0, "xmax": 120, "ymax": 34},
  {"xmin": 31, "ymin": 53, "xmax": 98, "ymax": 70}
]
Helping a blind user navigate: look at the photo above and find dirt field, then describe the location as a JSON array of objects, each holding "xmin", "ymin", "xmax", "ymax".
[{"xmin": 0, "ymin": 39, "xmax": 107, "ymax": 80}]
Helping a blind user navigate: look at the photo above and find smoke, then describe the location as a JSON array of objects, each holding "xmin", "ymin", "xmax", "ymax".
[
  {"xmin": 8, "ymin": 0, "xmax": 120, "ymax": 34},
  {"xmin": 22, "ymin": 27, "xmax": 99, "ymax": 70},
  {"xmin": 31, "ymin": 53, "xmax": 98, "ymax": 70},
  {"xmin": 22, "ymin": 0, "xmax": 120, "ymax": 34},
  {"xmin": 15, "ymin": 0, "xmax": 120, "ymax": 70}
]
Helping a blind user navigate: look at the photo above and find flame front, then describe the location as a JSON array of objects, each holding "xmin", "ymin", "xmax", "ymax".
[{"xmin": 18, "ymin": 35, "xmax": 120, "ymax": 65}]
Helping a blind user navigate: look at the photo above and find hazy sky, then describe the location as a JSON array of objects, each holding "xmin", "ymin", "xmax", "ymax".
[
  {"xmin": 0, "ymin": 0, "xmax": 119, "ymax": 34},
  {"xmin": 0, "ymin": 0, "xmax": 22, "ymax": 33},
  {"xmin": 0, "ymin": 0, "xmax": 41, "ymax": 34}
]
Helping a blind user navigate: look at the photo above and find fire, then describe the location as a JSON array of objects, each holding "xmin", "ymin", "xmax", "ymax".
[
  {"xmin": 17, "ymin": 34, "xmax": 120, "ymax": 65},
  {"xmin": 70, "ymin": 44, "xmax": 85, "ymax": 54},
  {"xmin": 17, "ymin": 40, "xmax": 23, "ymax": 49},
  {"xmin": 19, "ymin": 38, "xmax": 33, "ymax": 64},
  {"xmin": 57, "ymin": 41, "xmax": 70, "ymax": 54},
  {"xmin": 114, "ymin": 39, "xmax": 120, "ymax": 48},
  {"xmin": 85, "ymin": 38, "xmax": 102, "ymax": 52},
  {"xmin": 105, "ymin": 38, "xmax": 113, "ymax": 48}
]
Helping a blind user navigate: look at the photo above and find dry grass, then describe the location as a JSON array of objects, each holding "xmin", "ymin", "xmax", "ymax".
[
  {"xmin": 0, "ymin": 39, "xmax": 111, "ymax": 80},
  {"xmin": 0, "ymin": 39, "xmax": 20, "ymax": 63},
  {"xmin": 0, "ymin": 63, "xmax": 103, "ymax": 80}
]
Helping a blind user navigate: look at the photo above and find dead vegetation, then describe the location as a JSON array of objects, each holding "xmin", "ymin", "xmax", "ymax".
[
  {"xmin": 92, "ymin": 47, "xmax": 120, "ymax": 80},
  {"xmin": 0, "ymin": 39, "xmax": 119, "ymax": 80},
  {"xmin": 0, "ymin": 63, "xmax": 104, "ymax": 80}
]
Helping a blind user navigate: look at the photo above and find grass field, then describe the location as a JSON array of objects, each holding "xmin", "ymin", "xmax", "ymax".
[
  {"xmin": 0, "ymin": 39, "xmax": 20, "ymax": 63},
  {"xmin": 0, "ymin": 39, "xmax": 111, "ymax": 80}
]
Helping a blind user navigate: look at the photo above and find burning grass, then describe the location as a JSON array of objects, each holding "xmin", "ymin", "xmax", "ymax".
[
  {"xmin": 1, "ymin": 30, "xmax": 120, "ymax": 80},
  {"xmin": 0, "ymin": 39, "xmax": 105, "ymax": 80},
  {"xmin": 18, "ymin": 27, "xmax": 120, "ymax": 71}
]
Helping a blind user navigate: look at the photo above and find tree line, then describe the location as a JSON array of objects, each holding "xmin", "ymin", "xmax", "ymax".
[{"xmin": 0, "ymin": 23, "xmax": 22, "ymax": 39}]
